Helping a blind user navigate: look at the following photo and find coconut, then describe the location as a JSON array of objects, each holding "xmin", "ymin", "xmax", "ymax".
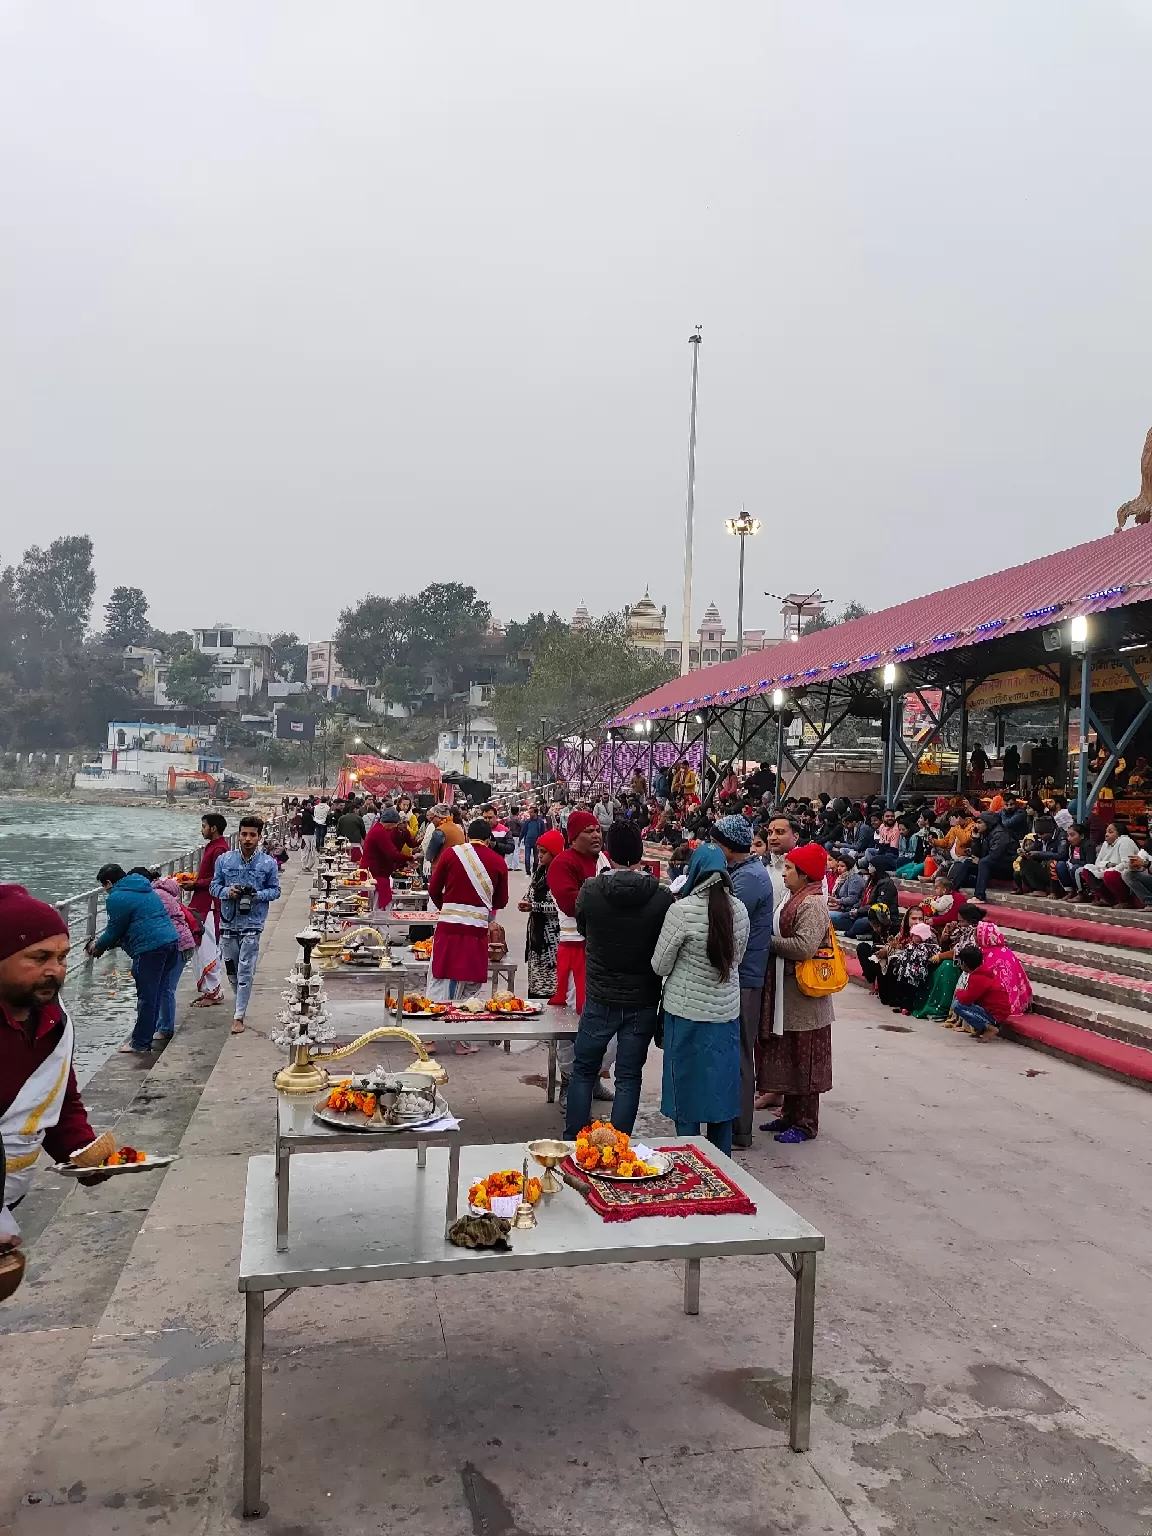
[{"xmin": 588, "ymin": 1125, "xmax": 618, "ymax": 1150}]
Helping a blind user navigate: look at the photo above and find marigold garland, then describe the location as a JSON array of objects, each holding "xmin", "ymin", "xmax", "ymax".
[
  {"xmin": 572, "ymin": 1122, "xmax": 659, "ymax": 1177},
  {"xmin": 468, "ymin": 1170, "xmax": 542, "ymax": 1209}
]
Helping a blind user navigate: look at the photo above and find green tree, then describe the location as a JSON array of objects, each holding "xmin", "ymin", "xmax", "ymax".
[
  {"xmin": 503, "ymin": 611, "xmax": 568, "ymax": 658},
  {"xmin": 492, "ymin": 612, "xmax": 675, "ymax": 747},
  {"xmin": 164, "ymin": 650, "xmax": 217, "ymax": 710},
  {"xmin": 10, "ymin": 535, "xmax": 96, "ymax": 651},
  {"xmin": 333, "ymin": 582, "xmax": 493, "ymax": 706},
  {"xmin": 801, "ymin": 597, "xmax": 871, "ymax": 636},
  {"xmin": 270, "ymin": 631, "xmax": 309, "ymax": 682},
  {"xmin": 103, "ymin": 585, "xmax": 151, "ymax": 647}
]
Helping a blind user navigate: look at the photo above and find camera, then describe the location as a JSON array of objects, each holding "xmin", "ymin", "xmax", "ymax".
[{"xmin": 235, "ymin": 886, "xmax": 256, "ymax": 915}]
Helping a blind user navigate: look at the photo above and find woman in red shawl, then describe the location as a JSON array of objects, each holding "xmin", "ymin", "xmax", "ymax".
[{"xmin": 758, "ymin": 843, "xmax": 837, "ymax": 1143}]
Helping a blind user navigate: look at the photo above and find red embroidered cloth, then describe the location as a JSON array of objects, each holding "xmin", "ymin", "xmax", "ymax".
[{"xmin": 561, "ymin": 1145, "xmax": 756, "ymax": 1223}]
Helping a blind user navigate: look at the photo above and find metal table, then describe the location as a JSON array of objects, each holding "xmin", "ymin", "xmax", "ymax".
[
  {"xmin": 238, "ymin": 1141, "xmax": 824, "ymax": 1517},
  {"xmin": 273, "ymin": 1093, "xmax": 460, "ymax": 1253},
  {"xmin": 323, "ymin": 998, "xmax": 579, "ymax": 1101}
]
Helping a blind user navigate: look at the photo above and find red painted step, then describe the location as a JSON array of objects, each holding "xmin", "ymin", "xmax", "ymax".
[
  {"xmin": 845, "ymin": 952, "xmax": 1152, "ymax": 1086},
  {"xmin": 896, "ymin": 890, "xmax": 1152, "ymax": 953}
]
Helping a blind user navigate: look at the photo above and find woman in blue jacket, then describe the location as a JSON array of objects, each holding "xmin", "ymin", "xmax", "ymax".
[{"xmin": 86, "ymin": 865, "xmax": 180, "ymax": 1055}]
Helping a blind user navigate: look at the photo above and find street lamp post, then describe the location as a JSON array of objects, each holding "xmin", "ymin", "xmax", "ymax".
[
  {"xmin": 724, "ymin": 509, "xmax": 761, "ymax": 657},
  {"xmin": 515, "ymin": 728, "xmax": 522, "ymax": 787},
  {"xmin": 680, "ymin": 329, "xmax": 703, "ymax": 678},
  {"xmin": 881, "ymin": 663, "xmax": 898, "ymax": 807},
  {"xmin": 772, "ymin": 688, "xmax": 786, "ymax": 806}
]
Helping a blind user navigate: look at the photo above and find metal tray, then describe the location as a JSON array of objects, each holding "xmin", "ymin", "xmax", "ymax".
[
  {"xmin": 594, "ymin": 1149, "xmax": 677, "ymax": 1183},
  {"xmin": 54, "ymin": 1154, "xmax": 177, "ymax": 1178},
  {"xmin": 312, "ymin": 1090, "xmax": 450, "ymax": 1133}
]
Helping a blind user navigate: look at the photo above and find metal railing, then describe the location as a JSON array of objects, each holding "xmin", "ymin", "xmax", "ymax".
[{"xmin": 51, "ymin": 810, "xmax": 289, "ymax": 976}]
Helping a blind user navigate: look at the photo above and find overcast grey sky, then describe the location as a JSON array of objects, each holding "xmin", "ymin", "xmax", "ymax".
[{"xmin": 2, "ymin": 2, "xmax": 1151, "ymax": 643}]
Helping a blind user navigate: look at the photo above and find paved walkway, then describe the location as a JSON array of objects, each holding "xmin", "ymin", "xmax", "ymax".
[{"xmin": 5, "ymin": 864, "xmax": 1152, "ymax": 1534}]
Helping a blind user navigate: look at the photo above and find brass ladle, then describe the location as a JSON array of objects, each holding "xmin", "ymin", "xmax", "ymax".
[{"xmin": 274, "ymin": 1024, "xmax": 448, "ymax": 1096}]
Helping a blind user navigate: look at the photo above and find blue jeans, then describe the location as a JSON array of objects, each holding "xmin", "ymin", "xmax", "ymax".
[
  {"xmin": 130, "ymin": 942, "xmax": 181, "ymax": 1050},
  {"xmin": 220, "ymin": 929, "xmax": 263, "ymax": 1019},
  {"xmin": 563, "ymin": 998, "xmax": 656, "ymax": 1139},
  {"xmin": 952, "ymin": 1001, "xmax": 997, "ymax": 1034},
  {"xmin": 156, "ymin": 949, "xmax": 189, "ymax": 1037},
  {"xmin": 830, "ymin": 912, "xmax": 871, "ymax": 937},
  {"xmin": 523, "ymin": 838, "xmax": 538, "ymax": 875},
  {"xmin": 675, "ymin": 1117, "xmax": 733, "ymax": 1156}
]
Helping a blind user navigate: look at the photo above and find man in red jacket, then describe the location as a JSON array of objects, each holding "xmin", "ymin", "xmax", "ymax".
[
  {"xmin": 1, "ymin": 885, "xmax": 103, "ymax": 1240},
  {"xmin": 427, "ymin": 821, "xmax": 509, "ymax": 1027},
  {"xmin": 187, "ymin": 813, "xmax": 229, "ymax": 1005},
  {"xmin": 950, "ymin": 945, "xmax": 1010, "ymax": 1038},
  {"xmin": 545, "ymin": 810, "xmax": 603, "ymax": 1013},
  {"xmin": 362, "ymin": 809, "xmax": 418, "ymax": 910}
]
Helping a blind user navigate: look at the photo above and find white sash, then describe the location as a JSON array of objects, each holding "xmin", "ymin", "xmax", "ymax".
[
  {"xmin": 440, "ymin": 843, "xmax": 494, "ymax": 929},
  {"xmin": 1, "ymin": 1011, "xmax": 75, "ymax": 1205}
]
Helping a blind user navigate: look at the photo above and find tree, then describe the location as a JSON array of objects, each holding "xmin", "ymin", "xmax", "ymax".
[
  {"xmin": 103, "ymin": 585, "xmax": 151, "ymax": 648},
  {"xmin": 503, "ymin": 611, "xmax": 568, "ymax": 658},
  {"xmin": 163, "ymin": 650, "xmax": 217, "ymax": 710},
  {"xmin": 333, "ymin": 582, "xmax": 493, "ymax": 706},
  {"xmin": 270, "ymin": 631, "xmax": 309, "ymax": 682},
  {"xmin": 11, "ymin": 536, "xmax": 96, "ymax": 651},
  {"xmin": 801, "ymin": 597, "xmax": 871, "ymax": 636},
  {"xmin": 492, "ymin": 612, "xmax": 676, "ymax": 748}
]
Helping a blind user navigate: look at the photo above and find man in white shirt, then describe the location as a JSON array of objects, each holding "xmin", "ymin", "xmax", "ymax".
[{"xmin": 312, "ymin": 798, "xmax": 331, "ymax": 849}]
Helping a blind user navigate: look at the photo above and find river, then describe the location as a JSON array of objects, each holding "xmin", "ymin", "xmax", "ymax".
[{"xmin": 0, "ymin": 799, "xmax": 208, "ymax": 1083}]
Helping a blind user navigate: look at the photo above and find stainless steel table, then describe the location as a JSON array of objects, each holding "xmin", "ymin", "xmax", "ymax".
[
  {"xmin": 273, "ymin": 1093, "xmax": 460, "ymax": 1253},
  {"xmin": 324, "ymin": 998, "xmax": 580, "ymax": 1101},
  {"xmin": 238, "ymin": 1140, "xmax": 824, "ymax": 1517}
]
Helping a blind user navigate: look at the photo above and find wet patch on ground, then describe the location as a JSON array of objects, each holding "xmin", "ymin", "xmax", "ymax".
[
  {"xmin": 699, "ymin": 1367, "xmax": 928, "ymax": 1433},
  {"xmin": 966, "ymin": 1363, "xmax": 1066, "ymax": 1414},
  {"xmin": 461, "ymin": 1462, "xmax": 537, "ymax": 1535},
  {"xmin": 854, "ymin": 1418, "xmax": 1152, "ymax": 1535}
]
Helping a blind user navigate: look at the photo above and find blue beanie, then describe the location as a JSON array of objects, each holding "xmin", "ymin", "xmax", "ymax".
[{"xmin": 712, "ymin": 814, "xmax": 752, "ymax": 851}]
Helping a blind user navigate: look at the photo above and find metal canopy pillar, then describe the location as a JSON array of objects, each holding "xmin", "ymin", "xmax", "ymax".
[{"xmin": 1075, "ymin": 643, "xmax": 1092, "ymax": 821}]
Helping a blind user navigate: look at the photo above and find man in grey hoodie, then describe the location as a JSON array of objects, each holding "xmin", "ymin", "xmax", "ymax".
[{"xmin": 566, "ymin": 821, "xmax": 674, "ymax": 1138}]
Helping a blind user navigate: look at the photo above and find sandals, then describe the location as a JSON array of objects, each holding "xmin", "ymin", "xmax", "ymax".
[
  {"xmin": 230, "ymin": 1020, "xmax": 246, "ymax": 1035},
  {"xmin": 117, "ymin": 1042, "xmax": 150, "ymax": 1055},
  {"xmin": 759, "ymin": 1117, "xmax": 789, "ymax": 1133},
  {"xmin": 774, "ymin": 1127, "xmax": 813, "ymax": 1144}
]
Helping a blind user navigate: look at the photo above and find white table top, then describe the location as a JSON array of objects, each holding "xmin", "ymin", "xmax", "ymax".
[
  {"xmin": 323, "ymin": 998, "xmax": 579, "ymax": 1041},
  {"xmin": 238, "ymin": 1141, "xmax": 824, "ymax": 1291}
]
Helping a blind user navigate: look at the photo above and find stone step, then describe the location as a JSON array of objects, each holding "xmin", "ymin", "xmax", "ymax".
[
  {"xmin": 1025, "ymin": 979, "xmax": 1152, "ymax": 1050},
  {"xmin": 895, "ymin": 879, "xmax": 1152, "ymax": 953},
  {"xmin": 1021, "ymin": 953, "xmax": 1152, "ymax": 1013},
  {"xmin": 1011, "ymin": 928, "xmax": 1152, "ymax": 982},
  {"xmin": 897, "ymin": 876, "xmax": 1152, "ymax": 929}
]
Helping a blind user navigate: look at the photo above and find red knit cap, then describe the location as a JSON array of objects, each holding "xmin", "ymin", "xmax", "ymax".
[
  {"xmin": 535, "ymin": 830, "xmax": 565, "ymax": 856},
  {"xmin": 0, "ymin": 884, "xmax": 69, "ymax": 964},
  {"xmin": 786, "ymin": 844, "xmax": 828, "ymax": 883},
  {"xmin": 566, "ymin": 811, "xmax": 599, "ymax": 841}
]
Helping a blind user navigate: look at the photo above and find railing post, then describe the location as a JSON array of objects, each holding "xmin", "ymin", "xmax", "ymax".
[{"xmin": 86, "ymin": 891, "xmax": 99, "ymax": 946}]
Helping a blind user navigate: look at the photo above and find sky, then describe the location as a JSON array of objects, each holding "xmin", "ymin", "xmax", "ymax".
[{"xmin": 2, "ymin": 2, "xmax": 1151, "ymax": 646}]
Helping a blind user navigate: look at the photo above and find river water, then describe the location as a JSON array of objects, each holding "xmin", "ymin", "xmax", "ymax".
[{"xmin": 0, "ymin": 799, "xmax": 208, "ymax": 1082}]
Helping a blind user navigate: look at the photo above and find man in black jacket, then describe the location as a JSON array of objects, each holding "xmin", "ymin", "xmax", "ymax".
[{"xmin": 564, "ymin": 821, "xmax": 674, "ymax": 1139}]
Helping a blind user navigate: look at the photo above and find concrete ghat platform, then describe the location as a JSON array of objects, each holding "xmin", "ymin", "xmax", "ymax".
[{"xmin": 5, "ymin": 864, "xmax": 1152, "ymax": 1534}]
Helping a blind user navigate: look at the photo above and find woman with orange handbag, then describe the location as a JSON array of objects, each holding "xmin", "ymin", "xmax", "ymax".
[{"xmin": 758, "ymin": 843, "xmax": 842, "ymax": 1143}]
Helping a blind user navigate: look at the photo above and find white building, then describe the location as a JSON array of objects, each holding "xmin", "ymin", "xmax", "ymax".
[
  {"xmin": 435, "ymin": 715, "xmax": 503, "ymax": 779},
  {"xmin": 74, "ymin": 721, "xmax": 224, "ymax": 795},
  {"xmin": 307, "ymin": 640, "xmax": 366, "ymax": 699},
  {"xmin": 152, "ymin": 625, "xmax": 272, "ymax": 709}
]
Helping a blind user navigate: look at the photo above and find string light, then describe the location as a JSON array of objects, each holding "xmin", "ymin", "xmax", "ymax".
[{"xmin": 612, "ymin": 584, "xmax": 1142, "ymax": 722}]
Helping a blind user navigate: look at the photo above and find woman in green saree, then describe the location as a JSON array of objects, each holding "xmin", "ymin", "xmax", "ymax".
[{"xmin": 913, "ymin": 903, "xmax": 985, "ymax": 1021}]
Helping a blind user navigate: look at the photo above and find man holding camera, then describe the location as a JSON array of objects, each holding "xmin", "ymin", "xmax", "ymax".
[{"xmin": 210, "ymin": 816, "xmax": 281, "ymax": 1035}]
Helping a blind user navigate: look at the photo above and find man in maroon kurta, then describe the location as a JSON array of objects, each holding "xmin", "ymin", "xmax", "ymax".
[
  {"xmin": 427, "ymin": 820, "xmax": 509, "ymax": 1012},
  {"xmin": 362, "ymin": 810, "xmax": 418, "ymax": 910},
  {"xmin": 1, "ymin": 885, "xmax": 100, "ymax": 1241},
  {"xmin": 188, "ymin": 813, "xmax": 229, "ymax": 1004}
]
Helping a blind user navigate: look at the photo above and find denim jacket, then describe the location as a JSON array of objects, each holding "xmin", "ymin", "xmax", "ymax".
[{"xmin": 211, "ymin": 848, "xmax": 281, "ymax": 931}]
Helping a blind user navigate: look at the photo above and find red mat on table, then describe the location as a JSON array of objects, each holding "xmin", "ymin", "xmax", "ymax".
[{"xmin": 561, "ymin": 1145, "xmax": 756, "ymax": 1222}]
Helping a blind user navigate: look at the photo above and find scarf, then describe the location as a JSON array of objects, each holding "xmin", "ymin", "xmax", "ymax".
[{"xmin": 765, "ymin": 880, "xmax": 824, "ymax": 1038}]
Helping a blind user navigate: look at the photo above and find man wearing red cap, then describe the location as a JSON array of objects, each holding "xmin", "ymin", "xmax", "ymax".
[
  {"xmin": 545, "ymin": 811, "xmax": 603, "ymax": 1013},
  {"xmin": 0, "ymin": 885, "xmax": 101, "ymax": 1238}
]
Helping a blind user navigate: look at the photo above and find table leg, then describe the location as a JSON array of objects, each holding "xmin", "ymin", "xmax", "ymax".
[
  {"xmin": 547, "ymin": 1039, "xmax": 557, "ymax": 1103},
  {"xmin": 445, "ymin": 1142, "xmax": 461, "ymax": 1234},
  {"xmin": 789, "ymin": 1250, "xmax": 817, "ymax": 1452},
  {"xmin": 417, "ymin": 1140, "xmax": 427, "ymax": 1171},
  {"xmin": 503, "ymin": 1039, "xmax": 511, "ymax": 1053},
  {"xmin": 243, "ymin": 1290, "xmax": 265, "ymax": 1517},
  {"xmin": 683, "ymin": 1257, "xmax": 701, "ymax": 1315},
  {"xmin": 275, "ymin": 1145, "xmax": 290, "ymax": 1253}
]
